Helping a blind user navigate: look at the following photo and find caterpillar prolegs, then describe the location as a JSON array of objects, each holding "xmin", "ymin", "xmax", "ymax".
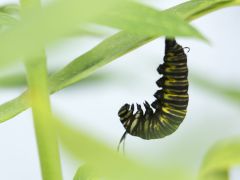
[{"xmin": 118, "ymin": 38, "xmax": 189, "ymax": 144}]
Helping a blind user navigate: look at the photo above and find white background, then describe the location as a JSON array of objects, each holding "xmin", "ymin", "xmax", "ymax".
[{"xmin": 0, "ymin": 0, "xmax": 240, "ymax": 179}]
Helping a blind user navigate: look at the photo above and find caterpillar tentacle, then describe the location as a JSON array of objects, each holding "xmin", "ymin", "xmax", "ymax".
[{"xmin": 118, "ymin": 38, "xmax": 189, "ymax": 140}]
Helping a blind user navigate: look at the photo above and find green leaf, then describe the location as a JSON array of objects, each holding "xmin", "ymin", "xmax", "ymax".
[
  {"xmin": 0, "ymin": 0, "xmax": 206, "ymax": 69},
  {"xmin": 0, "ymin": 0, "xmax": 129, "ymax": 67},
  {"xmin": 0, "ymin": 4, "xmax": 19, "ymax": 28},
  {"xmin": 199, "ymin": 138, "xmax": 240, "ymax": 180},
  {"xmin": 95, "ymin": 2, "xmax": 205, "ymax": 40},
  {"xmin": 0, "ymin": 12, "xmax": 17, "ymax": 26},
  {"xmin": 0, "ymin": 4, "xmax": 19, "ymax": 15},
  {"xmin": 0, "ymin": 92, "xmax": 29, "ymax": 123},
  {"xmin": 0, "ymin": 73, "xmax": 27, "ymax": 87},
  {"xmin": 74, "ymin": 165, "xmax": 106, "ymax": 180},
  {"xmin": 49, "ymin": 32, "xmax": 154, "ymax": 93},
  {"xmin": 0, "ymin": 0, "xmax": 239, "ymax": 123},
  {"xmin": 168, "ymin": 0, "xmax": 233, "ymax": 19},
  {"xmin": 0, "ymin": 70, "xmax": 109, "ymax": 88},
  {"xmin": 0, "ymin": 3, "xmax": 105, "ymax": 37},
  {"xmin": 55, "ymin": 117, "xmax": 191, "ymax": 180},
  {"xmin": 191, "ymin": 73, "xmax": 240, "ymax": 104}
]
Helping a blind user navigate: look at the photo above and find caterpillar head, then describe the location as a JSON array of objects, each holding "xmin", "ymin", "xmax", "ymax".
[
  {"xmin": 118, "ymin": 103, "xmax": 130, "ymax": 118},
  {"xmin": 118, "ymin": 103, "xmax": 135, "ymax": 121}
]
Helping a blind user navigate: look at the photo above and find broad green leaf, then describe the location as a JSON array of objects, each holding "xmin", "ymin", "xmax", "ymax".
[
  {"xmin": 199, "ymin": 138, "xmax": 240, "ymax": 180},
  {"xmin": 0, "ymin": 4, "xmax": 19, "ymax": 15},
  {"xmin": 95, "ymin": 2, "xmax": 205, "ymax": 40},
  {"xmin": 0, "ymin": 0, "xmax": 240, "ymax": 123},
  {"xmin": 0, "ymin": 3, "xmax": 102, "ymax": 37},
  {"xmin": 191, "ymin": 73, "xmax": 240, "ymax": 104},
  {"xmin": 0, "ymin": 4, "xmax": 19, "ymax": 28},
  {"xmin": 0, "ymin": 0, "xmax": 205, "ymax": 68},
  {"xmin": 0, "ymin": 0, "xmax": 126, "ymax": 67},
  {"xmin": 55, "ymin": 117, "xmax": 191, "ymax": 180}
]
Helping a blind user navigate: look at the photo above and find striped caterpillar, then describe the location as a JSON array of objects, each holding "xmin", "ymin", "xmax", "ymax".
[{"xmin": 118, "ymin": 38, "xmax": 189, "ymax": 145}]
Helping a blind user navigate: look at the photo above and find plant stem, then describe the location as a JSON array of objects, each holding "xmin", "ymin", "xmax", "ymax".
[
  {"xmin": 25, "ymin": 56, "xmax": 63, "ymax": 180},
  {"xmin": 20, "ymin": 0, "xmax": 63, "ymax": 179}
]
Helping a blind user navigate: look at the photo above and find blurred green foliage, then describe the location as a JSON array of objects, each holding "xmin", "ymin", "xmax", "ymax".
[
  {"xmin": 0, "ymin": 72, "xmax": 26, "ymax": 87},
  {"xmin": 191, "ymin": 73, "xmax": 240, "ymax": 104},
  {"xmin": 56, "ymin": 117, "xmax": 192, "ymax": 180},
  {"xmin": 199, "ymin": 138, "xmax": 240, "ymax": 180},
  {"xmin": 0, "ymin": 0, "xmax": 240, "ymax": 180}
]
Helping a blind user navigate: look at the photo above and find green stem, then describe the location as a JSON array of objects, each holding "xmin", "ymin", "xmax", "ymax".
[
  {"xmin": 20, "ymin": 0, "xmax": 63, "ymax": 179},
  {"xmin": 25, "ymin": 56, "xmax": 63, "ymax": 180}
]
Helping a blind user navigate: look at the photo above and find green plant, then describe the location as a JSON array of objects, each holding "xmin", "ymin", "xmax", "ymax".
[{"xmin": 0, "ymin": 0, "xmax": 240, "ymax": 179}]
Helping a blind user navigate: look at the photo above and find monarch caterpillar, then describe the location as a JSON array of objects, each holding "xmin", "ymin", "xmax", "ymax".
[{"xmin": 118, "ymin": 38, "xmax": 189, "ymax": 145}]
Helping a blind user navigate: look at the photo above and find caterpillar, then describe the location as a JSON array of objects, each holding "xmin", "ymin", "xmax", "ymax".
[{"xmin": 118, "ymin": 38, "xmax": 189, "ymax": 144}]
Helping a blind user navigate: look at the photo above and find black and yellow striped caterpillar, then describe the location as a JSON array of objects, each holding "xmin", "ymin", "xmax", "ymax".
[{"xmin": 118, "ymin": 38, "xmax": 189, "ymax": 143}]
